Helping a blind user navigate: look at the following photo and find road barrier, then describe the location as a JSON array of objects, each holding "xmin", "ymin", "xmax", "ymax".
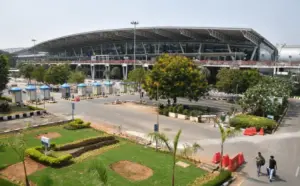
[{"xmin": 212, "ymin": 152, "xmax": 221, "ymax": 164}]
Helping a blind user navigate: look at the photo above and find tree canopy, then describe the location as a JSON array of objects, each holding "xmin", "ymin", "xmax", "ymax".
[
  {"xmin": 216, "ymin": 68, "xmax": 261, "ymax": 94},
  {"xmin": 127, "ymin": 67, "xmax": 147, "ymax": 85},
  {"xmin": 143, "ymin": 54, "xmax": 208, "ymax": 103},
  {"xmin": 44, "ymin": 64, "xmax": 70, "ymax": 85},
  {"xmin": 0, "ymin": 55, "xmax": 9, "ymax": 94},
  {"xmin": 110, "ymin": 66, "xmax": 122, "ymax": 79},
  {"xmin": 68, "ymin": 70, "xmax": 86, "ymax": 84},
  {"xmin": 18, "ymin": 63, "xmax": 35, "ymax": 83},
  {"xmin": 32, "ymin": 66, "xmax": 46, "ymax": 82}
]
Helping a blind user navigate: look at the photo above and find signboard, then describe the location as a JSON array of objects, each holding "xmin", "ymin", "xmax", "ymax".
[
  {"xmin": 154, "ymin": 124, "xmax": 159, "ymax": 132},
  {"xmin": 267, "ymin": 115, "xmax": 274, "ymax": 120},
  {"xmin": 41, "ymin": 136, "xmax": 50, "ymax": 147}
]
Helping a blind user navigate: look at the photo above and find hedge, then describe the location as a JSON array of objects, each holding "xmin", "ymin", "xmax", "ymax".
[
  {"xmin": 64, "ymin": 118, "xmax": 91, "ymax": 130},
  {"xmin": 26, "ymin": 146, "xmax": 72, "ymax": 166},
  {"xmin": 27, "ymin": 105, "xmax": 44, "ymax": 111},
  {"xmin": 202, "ymin": 170, "xmax": 232, "ymax": 186},
  {"xmin": 158, "ymin": 104, "xmax": 207, "ymax": 116},
  {"xmin": 230, "ymin": 114, "xmax": 277, "ymax": 131},
  {"xmin": 54, "ymin": 136, "xmax": 114, "ymax": 151},
  {"xmin": 70, "ymin": 139, "xmax": 119, "ymax": 157},
  {"xmin": 0, "ymin": 96, "xmax": 12, "ymax": 102}
]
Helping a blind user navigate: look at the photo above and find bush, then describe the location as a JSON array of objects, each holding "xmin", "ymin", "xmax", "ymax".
[
  {"xmin": 229, "ymin": 114, "xmax": 277, "ymax": 131},
  {"xmin": 26, "ymin": 146, "xmax": 72, "ymax": 166},
  {"xmin": 0, "ymin": 96, "xmax": 12, "ymax": 102},
  {"xmin": 202, "ymin": 170, "xmax": 232, "ymax": 186},
  {"xmin": 176, "ymin": 105, "xmax": 184, "ymax": 114},
  {"xmin": 182, "ymin": 109, "xmax": 189, "ymax": 116},
  {"xmin": 27, "ymin": 105, "xmax": 43, "ymax": 111},
  {"xmin": 64, "ymin": 118, "xmax": 91, "ymax": 130},
  {"xmin": 169, "ymin": 106, "xmax": 176, "ymax": 113},
  {"xmin": 162, "ymin": 108, "xmax": 169, "ymax": 116},
  {"xmin": 54, "ymin": 136, "xmax": 114, "ymax": 151},
  {"xmin": 0, "ymin": 102, "xmax": 11, "ymax": 112}
]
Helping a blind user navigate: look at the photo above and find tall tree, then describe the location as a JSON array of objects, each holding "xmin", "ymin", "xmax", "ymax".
[
  {"xmin": 44, "ymin": 64, "xmax": 70, "ymax": 85},
  {"xmin": 68, "ymin": 71, "xmax": 86, "ymax": 84},
  {"xmin": 216, "ymin": 68, "xmax": 261, "ymax": 94},
  {"xmin": 7, "ymin": 126, "xmax": 30, "ymax": 186},
  {"xmin": 0, "ymin": 55, "xmax": 9, "ymax": 94},
  {"xmin": 32, "ymin": 66, "xmax": 46, "ymax": 83},
  {"xmin": 18, "ymin": 63, "xmax": 35, "ymax": 83},
  {"xmin": 143, "ymin": 54, "xmax": 208, "ymax": 104},
  {"xmin": 110, "ymin": 66, "xmax": 122, "ymax": 79}
]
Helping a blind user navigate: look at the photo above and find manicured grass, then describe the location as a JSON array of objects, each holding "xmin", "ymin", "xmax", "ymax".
[
  {"xmin": 0, "ymin": 178, "xmax": 17, "ymax": 186},
  {"xmin": 30, "ymin": 142, "xmax": 207, "ymax": 186},
  {"xmin": 0, "ymin": 126, "xmax": 103, "ymax": 169}
]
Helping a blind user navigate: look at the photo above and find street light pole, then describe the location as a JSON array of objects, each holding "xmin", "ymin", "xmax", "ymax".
[
  {"xmin": 32, "ymin": 39, "xmax": 37, "ymax": 107},
  {"xmin": 131, "ymin": 21, "xmax": 139, "ymax": 69}
]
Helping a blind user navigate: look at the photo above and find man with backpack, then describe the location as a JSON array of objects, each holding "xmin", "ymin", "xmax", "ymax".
[
  {"xmin": 267, "ymin": 156, "xmax": 277, "ymax": 182},
  {"xmin": 256, "ymin": 152, "xmax": 265, "ymax": 177}
]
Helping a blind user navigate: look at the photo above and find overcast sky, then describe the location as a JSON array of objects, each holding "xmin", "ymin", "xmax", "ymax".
[{"xmin": 0, "ymin": 0, "xmax": 299, "ymax": 49}]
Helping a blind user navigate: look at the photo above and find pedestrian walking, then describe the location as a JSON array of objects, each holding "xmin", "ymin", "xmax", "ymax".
[
  {"xmin": 267, "ymin": 155, "xmax": 277, "ymax": 182},
  {"xmin": 256, "ymin": 152, "xmax": 265, "ymax": 176}
]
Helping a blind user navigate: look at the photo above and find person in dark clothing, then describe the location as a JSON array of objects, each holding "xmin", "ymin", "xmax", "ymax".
[
  {"xmin": 267, "ymin": 156, "xmax": 277, "ymax": 182},
  {"xmin": 255, "ymin": 152, "xmax": 265, "ymax": 176}
]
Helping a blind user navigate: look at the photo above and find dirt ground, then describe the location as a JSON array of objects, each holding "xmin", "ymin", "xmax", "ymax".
[
  {"xmin": 110, "ymin": 160, "xmax": 153, "ymax": 181},
  {"xmin": 35, "ymin": 132, "xmax": 61, "ymax": 139},
  {"xmin": 0, "ymin": 158, "xmax": 45, "ymax": 185},
  {"xmin": 115, "ymin": 102, "xmax": 157, "ymax": 114}
]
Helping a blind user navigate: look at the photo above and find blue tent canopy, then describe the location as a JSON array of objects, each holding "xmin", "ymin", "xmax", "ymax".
[
  {"xmin": 104, "ymin": 81, "xmax": 113, "ymax": 86},
  {"xmin": 77, "ymin": 83, "xmax": 87, "ymax": 87},
  {"xmin": 92, "ymin": 82, "xmax": 101, "ymax": 86},
  {"xmin": 10, "ymin": 87, "xmax": 22, "ymax": 92},
  {"xmin": 40, "ymin": 85, "xmax": 50, "ymax": 90},
  {"xmin": 61, "ymin": 83, "xmax": 70, "ymax": 88},
  {"xmin": 25, "ymin": 85, "xmax": 36, "ymax": 91}
]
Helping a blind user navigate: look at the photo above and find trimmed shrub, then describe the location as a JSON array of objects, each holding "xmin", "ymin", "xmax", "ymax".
[
  {"xmin": 182, "ymin": 109, "xmax": 189, "ymax": 116},
  {"xmin": 64, "ymin": 118, "xmax": 91, "ymax": 130},
  {"xmin": 26, "ymin": 146, "xmax": 72, "ymax": 166},
  {"xmin": 54, "ymin": 136, "xmax": 114, "ymax": 151},
  {"xmin": 0, "ymin": 96, "xmax": 12, "ymax": 102},
  {"xmin": 0, "ymin": 102, "xmax": 11, "ymax": 112},
  {"xmin": 70, "ymin": 139, "xmax": 119, "ymax": 157},
  {"xmin": 27, "ymin": 105, "xmax": 43, "ymax": 111},
  {"xmin": 176, "ymin": 104, "xmax": 184, "ymax": 114},
  {"xmin": 202, "ymin": 170, "xmax": 232, "ymax": 186},
  {"xmin": 230, "ymin": 114, "xmax": 277, "ymax": 131},
  {"xmin": 162, "ymin": 108, "xmax": 169, "ymax": 116}
]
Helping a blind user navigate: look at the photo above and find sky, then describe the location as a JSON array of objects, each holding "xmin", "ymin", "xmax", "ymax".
[{"xmin": 1, "ymin": 0, "xmax": 300, "ymax": 49}]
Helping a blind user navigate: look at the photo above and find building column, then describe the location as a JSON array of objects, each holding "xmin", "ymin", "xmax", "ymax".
[
  {"xmin": 273, "ymin": 67, "xmax": 277, "ymax": 75},
  {"xmin": 122, "ymin": 64, "xmax": 128, "ymax": 80},
  {"xmin": 90, "ymin": 64, "xmax": 95, "ymax": 81},
  {"xmin": 105, "ymin": 64, "xmax": 110, "ymax": 79}
]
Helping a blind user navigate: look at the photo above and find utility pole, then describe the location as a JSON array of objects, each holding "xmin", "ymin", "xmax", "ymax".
[
  {"xmin": 131, "ymin": 21, "xmax": 139, "ymax": 69},
  {"xmin": 32, "ymin": 39, "xmax": 37, "ymax": 107}
]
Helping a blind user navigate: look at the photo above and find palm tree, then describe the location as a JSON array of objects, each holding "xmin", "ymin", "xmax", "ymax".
[
  {"xmin": 216, "ymin": 119, "xmax": 241, "ymax": 169},
  {"xmin": 148, "ymin": 130, "xmax": 182, "ymax": 186},
  {"xmin": 199, "ymin": 66, "xmax": 211, "ymax": 79},
  {"xmin": 88, "ymin": 159, "xmax": 108, "ymax": 186},
  {"xmin": 181, "ymin": 142, "xmax": 203, "ymax": 158}
]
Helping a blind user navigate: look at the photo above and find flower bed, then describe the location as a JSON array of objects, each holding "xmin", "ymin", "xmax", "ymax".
[{"xmin": 229, "ymin": 114, "xmax": 277, "ymax": 132}]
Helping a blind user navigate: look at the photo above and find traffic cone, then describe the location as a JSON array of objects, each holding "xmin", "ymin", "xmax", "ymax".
[
  {"xmin": 222, "ymin": 154, "xmax": 230, "ymax": 167},
  {"xmin": 238, "ymin": 152, "xmax": 245, "ymax": 166},
  {"xmin": 251, "ymin": 127, "xmax": 257, "ymax": 136},
  {"xmin": 259, "ymin": 128, "xmax": 264, "ymax": 135},
  {"xmin": 212, "ymin": 152, "xmax": 221, "ymax": 164}
]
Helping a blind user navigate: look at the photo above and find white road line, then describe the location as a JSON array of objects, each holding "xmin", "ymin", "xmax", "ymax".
[{"xmin": 295, "ymin": 166, "xmax": 300, "ymax": 177}]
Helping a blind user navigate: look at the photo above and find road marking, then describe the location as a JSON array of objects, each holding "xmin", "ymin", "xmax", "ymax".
[{"xmin": 296, "ymin": 166, "xmax": 300, "ymax": 177}]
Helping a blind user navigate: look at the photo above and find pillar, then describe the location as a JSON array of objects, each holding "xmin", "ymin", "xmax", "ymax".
[
  {"xmin": 122, "ymin": 64, "xmax": 128, "ymax": 80},
  {"xmin": 105, "ymin": 64, "xmax": 110, "ymax": 79},
  {"xmin": 90, "ymin": 64, "xmax": 95, "ymax": 80}
]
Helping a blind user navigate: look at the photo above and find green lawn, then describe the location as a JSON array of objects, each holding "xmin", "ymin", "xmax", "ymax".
[
  {"xmin": 0, "ymin": 178, "xmax": 17, "ymax": 186},
  {"xmin": 30, "ymin": 142, "xmax": 206, "ymax": 186},
  {"xmin": 0, "ymin": 126, "xmax": 103, "ymax": 169}
]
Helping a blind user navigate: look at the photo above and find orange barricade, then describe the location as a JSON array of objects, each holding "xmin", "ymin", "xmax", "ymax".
[
  {"xmin": 228, "ymin": 154, "xmax": 239, "ymax": 172},
  {"xmin": 238, "ymin": 152, "xmax": 245, "ymax": 166},
  {"xmin": 212, "ymin": 152, "xmax": 221, "ymax": 164},
  {"xmin": 259, "ymin": 128, "xmax": 264, "ymax": 135},
  {"xmin": 222, "ymin": 154, "xmax": 230, "ymax": 167}
]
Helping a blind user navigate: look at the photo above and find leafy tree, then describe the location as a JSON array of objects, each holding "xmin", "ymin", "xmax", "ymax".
[
  {"xmin": 68, "ymin": 71, "xmax": 86, "ymax": 84},
  {"xmin": 143, "ymin": 54, "xmax": 208, "ymax": 104},
  {"xmin": 44, "ymin": 64, "xmax": 70, "ymax": 85},
  {"xmin": 103, "ymin": 70, "xmax": 111, "ymax": 80},
  {"xmin": 6, "ymin": 126, "xmax": 30, "ymax": 186},
  {"xmin": 216, "ymin": 68, "xmax": 261, "ymax": 94},
  {"xmin": 88, "ymin": 159, "xmax": 108, "ymax": 186},
  {"xmin": 0, "ymin": 55, "xmax": 9, "ymax": 94},
  {"xmin": 215, "ymin": 119, "xmax": 240, "ymax": 170},
  {"xmin": 127, "ymin": 67, "xmax": 147, "ymax": 90},
  {"xmin": 18, "ymin": 63, "xmax": 35, "ymax": 83},
  {"xmin": 110, "ymin": 66, "xmax": 122, "ymax": 79},
  {"xmin": 199, "ymin": 66, "xmax": 211, "ymax": 80},
  {"xmin": 32, "ymin": 66, "xmax": 46, "ymax": 83},
  {"xmin": 75, "ymin": 65, "xmax": 89, "ymax": 75}
]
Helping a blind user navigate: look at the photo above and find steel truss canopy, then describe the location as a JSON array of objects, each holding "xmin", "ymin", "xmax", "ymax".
[{"xmin": 30, "ymin": 26, "xmax": 277, "ymax": 52}]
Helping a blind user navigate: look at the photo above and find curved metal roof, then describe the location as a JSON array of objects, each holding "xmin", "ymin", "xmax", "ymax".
[{"xmin": 31, "ymin": 26, "xmax": 277, "ymax": 52}]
